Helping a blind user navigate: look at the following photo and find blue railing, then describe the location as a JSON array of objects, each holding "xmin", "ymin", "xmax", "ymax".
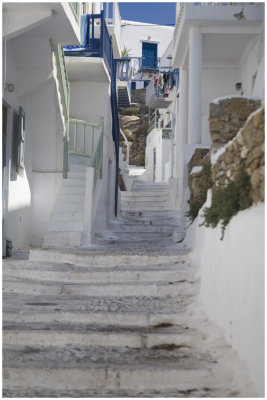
[
  {"xmin": 110, "ymin": 59, "xmax": 120, "ymax": 217},
  {"xmin": 141, "ymin": 56, "xmax": 159, "ymax": 70},
  {"xmin": 63, "ymin": 10, "xmax": 112, "ymax": 75}
]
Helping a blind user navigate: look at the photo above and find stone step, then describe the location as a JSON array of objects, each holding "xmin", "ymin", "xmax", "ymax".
[
  {"xmin": 51, "ymin": 212, "xmax": 83, "ymax": 223},
  {"xmin": 2, "ymin": 386, "xmax": 248, "ymax": 398},
  {"xmin": 47, "ymin": 221, "xmax": 83, "ymax": 232},
  {"xmin": 3, "ymin": 278, "xmax": 196, "ymax": 297},
  {"xmin": 54, "ymin": 202, "xmax": 84, "ymax": 213},
  {"xmin": 3, "ymin": 296, "xmax": 191, "ymax": 328},
  {"xmin": 2, "ymin": 345, "xmax": 235, "ymax": 393},
  {"xmin": 29, "ymin": 248, "xmax": 189, "ymax": 267},
  {"xmin": 3, "ymin": 263, "xmax": 193, "ymax": 284},
  {"xmin": 67, "ymin": 171, "xmax": 86, "ymax": 180},
  {"xmin": 62, "ymin": 178, "xmax": 85, "ymax": 187},
  {"xmin": 56, "ymin": 194, "xmax": 85, "ymax": 204},
  {"xmin": 111, "ymin": 232, "xmax": 173, "ymax": 241},
  {"xmin": 3, "ymin": 321, "xmax": 203, "ymax": 349},
  {"xmin": 120, "ymin": 209, "xmax": 178, "ymax": 218},
  {"xmin": 132, "ymin": 182, "xmax": 171, "ymax": 191},
  {"xmin": 119, "ymin": 217, "xmax": 179, "ymax": 225},
  {"xmin": 61, "ymin": 185, "xmax": 85, "ymax": 195},
  {"xmin": 43, "ymin": 231, "xmax": 82, "ymax": 247},
  {"xmin": 68, "ymin": 163, "xmax": 87, "ymax": 172},
  {"xmin": 121, "ymin": 204, "xmax": 174, "ymax": 211},
  {"xmin": 112, "ymin": 224, "xmax": 176, "ymax": 233},
  {"xmin": 121, "ymin": 190, "xmax": 172, "ymax": 198}
]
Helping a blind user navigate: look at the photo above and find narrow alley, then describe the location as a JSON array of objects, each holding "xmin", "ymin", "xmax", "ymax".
[
  {"xmin": 2, "ymin": 2, "xmax": 264, "ymax": 397},
  {"xmin": 3, "ymin": 177, "xmax": 256, "ymax": 397}
]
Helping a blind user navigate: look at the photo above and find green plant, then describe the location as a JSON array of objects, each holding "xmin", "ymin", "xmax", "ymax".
[
  {"xmin": 121, "ymin": 46, "xmax": 132, "ymax": 57},
  {"xmin": 186, "ymin": 162, "xmax": 212, "ymax": 224},
  {"xmin": 201, "ymin": 166, "xmax": 252, "ymax": 239}
]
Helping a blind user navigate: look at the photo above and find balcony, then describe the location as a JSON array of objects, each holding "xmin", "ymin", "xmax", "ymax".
[
  {"xmin": 146, "ymin": 78, "xmax": 174, "ymax": 109},
  {"xmin": 63, "ymin": 10, "xmax": 113, "ymax": 76},
  {"xmin": 173, "ymin": 3, "xmax": 264, "ymax": 68},
  {"xmin": 2, "ymin": 3, "xmax": 80, "ymax": 44}
]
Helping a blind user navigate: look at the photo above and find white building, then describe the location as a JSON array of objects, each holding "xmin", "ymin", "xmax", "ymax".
[
  {"xmin": 2, "ymin": 2, "xmax": 122, "ymax": 253},
  {"xmin": 172, "ymin": 2, "xmax": 264, "ymax": 218},
  {"xmin": 171, "ymin": 3, "xmax": 265, "ymax": 395},
  {"xmin": 120, "ymin": 20, "xmax": 174, "ymax": 90}
]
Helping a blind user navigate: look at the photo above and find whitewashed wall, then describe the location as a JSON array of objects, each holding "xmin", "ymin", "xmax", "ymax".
[
  {"xmin": 69, "ymin": 81, "xmax": 116, "ymax": 235},
  {"xmin": 145, "ymin": 129, "xmax": 173, "ymax": 183},
  {"xmin": 186, "ymin": 198, "xmax": 265, "ymax": 397},
  {"xmin": 3, "ymin": 35, "xmax": 65, "ymax": 250},
  {"xmin": 201, "ymin": 68, "xmax": 239, "ymax": 145},
  {"xmin": 120, "ymin": 21, "xmax": 174, "ymax": 59}
]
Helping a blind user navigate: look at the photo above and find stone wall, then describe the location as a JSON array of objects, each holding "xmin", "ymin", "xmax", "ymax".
[
  {"xmin": 209, "ymin": 97, "xmax": 262, "ymax": 149},
  {"xmin": 188, "ymin": 97, "xmax": 264, "ymax": 209},
  {"xmin": 211, "ymin": 106, "xmax": 264, "ymax": 204},
  {"xmin": 119, "ymin": 89, "xmax": 149, "ymax": 166},
  {"xmin": 187, "ymin": 149, "xmax": 210, "ymax": 205}
]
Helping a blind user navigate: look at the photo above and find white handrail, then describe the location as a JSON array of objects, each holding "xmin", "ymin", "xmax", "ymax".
[{"xmin": 120, "ymin": 128, "xmax": 129, "ymax": 166}]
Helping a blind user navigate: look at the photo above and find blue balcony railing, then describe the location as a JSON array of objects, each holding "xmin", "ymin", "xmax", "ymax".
[{"xmin": 63, "ymin": 10, "xmax": 112, "ymax": 74}]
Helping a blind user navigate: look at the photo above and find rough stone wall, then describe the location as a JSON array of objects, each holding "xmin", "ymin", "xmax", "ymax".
[
  {"xmin": 188, "ymin": 149, "xmax": 210, "ymax": 204},
  {"xmin": 119, "ymin": 89, "xmax": 149, "ymax": 166},
  {"xmin": 209, "ymin": 97, "xmax": 262, "ymax": 149},
  {"xmin": 188, "ymin": 98, "xmax": 264, "ymax": 206},
  {"xmin": 212, "ymin": 106, "xmax": 264, "ymax": 204}
]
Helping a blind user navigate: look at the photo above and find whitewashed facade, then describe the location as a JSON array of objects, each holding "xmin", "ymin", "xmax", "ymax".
[
  {"xmin": 172, "ymin": 3, "xmax": 265, "ymax": 395},
  {"xmin": 172, "ymin": 2, "xmax": 264, "ymax": 219},
  {"xmin": 2, "ymin": 2, "xmax": 122, "ymax": 253}
]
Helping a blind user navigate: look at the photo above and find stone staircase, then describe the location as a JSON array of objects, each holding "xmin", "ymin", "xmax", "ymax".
[
  {"xmin": 3, "ymin": 243, "xmax": 255, "ymax": 397},
  {"xmin": 2, "ymin": 177, "xmax": 256, "ymax": 396},
  {"xmin": 118, "ymin": 86, "xmax": 130, "ymax": 108},
  {"xmin": 113, "ymin": 180, "xmax": 184, "ymax": 242},
  {"xmin": 43, "ymin": 162, "xmax": 86, "ymax": 247}
]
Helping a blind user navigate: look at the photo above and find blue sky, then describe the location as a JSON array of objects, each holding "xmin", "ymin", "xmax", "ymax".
[{"xmin": 111, "ymin": 3, "xmax": 176, "ymax": 26}]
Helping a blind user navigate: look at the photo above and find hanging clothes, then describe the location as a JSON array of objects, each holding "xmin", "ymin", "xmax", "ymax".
[
  {"xmin": 158, "ymin": 74, "xmax": 163, "ymax": 87},
  {"xmin": 163, "ymin": 73, "xmax": 168, "ymax": 85}
]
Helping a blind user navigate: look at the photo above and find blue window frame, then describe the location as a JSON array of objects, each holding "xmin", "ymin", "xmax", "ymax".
[{"xmin": 142, "ymin": 42, "xmax": 158, "ymax": 70}]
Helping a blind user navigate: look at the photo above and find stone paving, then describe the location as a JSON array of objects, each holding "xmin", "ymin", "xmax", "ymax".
[
  {"xmin": 2, "ymin": 183, "xmax": 257, "ymax": 397},
  {"xmin": 2, "ymin": 238, "xmax": 256, "ymax": 397}
]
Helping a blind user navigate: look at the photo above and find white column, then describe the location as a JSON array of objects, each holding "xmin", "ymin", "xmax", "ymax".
[
  {"xmin": 175, "ymin": 69, "xmax": 188, "ymax": 179},
  {"xmin": 176, "ymin": 69, "xmax": 189, "ymax": 208},
  {"xmin": 188, "ymin": 26, "xmax": 202, "ymax": 144}
]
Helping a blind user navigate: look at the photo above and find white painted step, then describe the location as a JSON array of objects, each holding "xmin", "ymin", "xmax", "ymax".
[
  {"xmin": 120, "ymin": 210, "xmax": 179, "ymax": 219},
  {"xmin": 2, "ymin": 345, "xmax": 236, "ymax": 393},
  {"xmin": 67, "ymin": 171, "xmax": 86, "ymax": 180},
  {"xmin": 56, "ymin": 194, "xmax": 85, "ymax": 204},
  {"xmin": 3, "ymin": 321, "xmax": 202, "ymax": 349},
  {"xmin": 121, "ymin": 204, "xmax": 174, "ymax": 211},
  {"xmin": 47, "ymin": 221, "xmax": 83, "ymax": 232},
  {"xmin": 51, "ymin": 212, "xmax": 83, "ymax": 223},
  {"xmin": 3, "ymin": 263, "xmax": 193, "ymax": 284},
  {"xmin": 3, "ymin": 278, "xmax": 196, "ymax": 297},
  {"xmin": 121, "ymin": 190, "xmax": 172, "ymax": 198},
  {"xmin": 68, "ymin": 163, "xmax": 87, "ymax": 172},
  {"xmin": 29, "ymin": 248, "xmax": 189, "ymax": 266},
  {"xmin": 43, "ymin": 231, "xmax": 82, "ymax": 247},
  {"xmin": 54, "ymin": 203, "xmax": 84, "ymax": 213},
  {"xmin": 61, "ymin": 185, "xmax": 85, "ymax": 195},
  {"xmin": 62, "ymin": 178, "xmax": 85, "ymax": 187},
  {"xmin": 113, "ymin": 224, "xmax": 175, "ymax": 233},
  {"xmin": 111, "ymin": 232, "xmax": 173, "ymax": 241}
]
